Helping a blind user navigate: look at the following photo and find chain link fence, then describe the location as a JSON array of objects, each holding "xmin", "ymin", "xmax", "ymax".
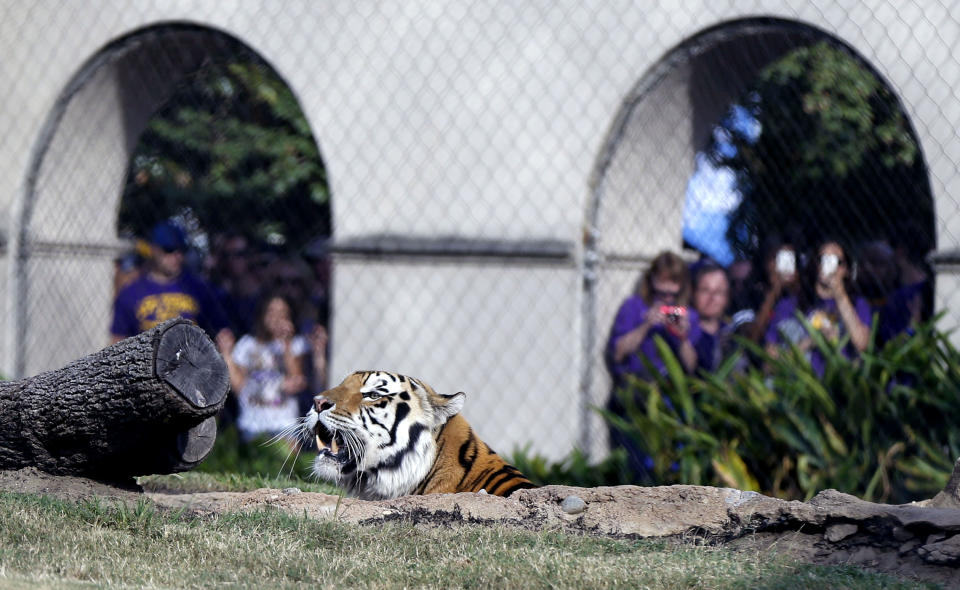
[{"xmin": 2, "ymin": 2, "xmax": 960, "ymax": 472}]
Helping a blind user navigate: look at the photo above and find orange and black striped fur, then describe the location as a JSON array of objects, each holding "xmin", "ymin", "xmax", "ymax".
[{"xmin": 298, "ymin": 370, "xmax": 536, "ymax": 500}]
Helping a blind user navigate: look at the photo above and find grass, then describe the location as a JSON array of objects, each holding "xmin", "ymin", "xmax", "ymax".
[
  {"xmin": 138, "ymin": 471, "xmax": 339, "ymax": 494},
  {"xmin": 0, "ymin": 491, "xmax": 940, "ymax": 590}
]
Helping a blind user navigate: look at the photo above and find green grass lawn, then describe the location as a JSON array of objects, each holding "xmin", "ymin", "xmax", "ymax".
[
  {"xmin": 0, "ymin": 426, "xmax": 935, "ymax": 589},
  {"xmin": 0, "ymin": 490, "xmax": 940, "ymax": 590}
]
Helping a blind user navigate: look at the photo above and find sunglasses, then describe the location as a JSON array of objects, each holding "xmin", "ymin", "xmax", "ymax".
[
  {"xmin": 652, "ymin": 287, "xmax": 681, "ymax": 300},
  {"xmin": 161, "ymin": 246, "xmax": 184, "ymax": 254}
]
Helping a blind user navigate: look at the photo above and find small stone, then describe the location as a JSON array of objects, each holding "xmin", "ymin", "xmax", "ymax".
[
  {"xmin": 824, "ymin": 523, "xmax": 858, "ymax": 543},
  {"xmin": 269, "ymin": 494, "xmax": 279, "ymax": 501},
  {"xmin": 283, "ymin": 487, "xmax": 302, "ymax": 495},
  {"xmin": 561, "ymin": 495, "xmax": 587, "ymax": 515}
]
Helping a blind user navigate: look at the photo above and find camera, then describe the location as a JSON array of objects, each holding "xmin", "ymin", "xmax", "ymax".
[{"xmin": 659, "ymin": 305, "xmax": 686, "ymax": 323}]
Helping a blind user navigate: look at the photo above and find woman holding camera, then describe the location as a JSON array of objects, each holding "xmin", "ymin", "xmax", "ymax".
[
  {"xmin": 765, "ymin": 240, "xmax": 872, "ymax": 373},
  {"xmin": 607, "ymin": 251, "xmax": 699, "ymax": 382},
  {"xmin": 605, "ymin": 252, "xmax": 699, "ymax": 482},
  {"xmin": 605, "ymin": 250, "xmax": 699, "ymax": 482}
]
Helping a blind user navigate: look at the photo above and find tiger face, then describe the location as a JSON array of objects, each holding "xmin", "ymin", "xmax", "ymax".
[{"xmin": 301, "ymin": 370, "xmax": 466, "ymax": 500}]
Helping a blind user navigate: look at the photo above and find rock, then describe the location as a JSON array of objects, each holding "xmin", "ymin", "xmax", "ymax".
[
  {"xmin": 560, "ymin": 495, "xmax": 586, "ymax": 515},
  {"xmin": 918, "ymin": 535, "xmax": 960, "ymax": 566},
  {"xmin": 926, "ymin": 457, "xmax": 960, "ymax": 509},
  {"xmin": 824, "ymin": 523, "xmax": 859, "ymax": 543},
  {"xmin": 892, "ymin": 526, "xmax": 913, "ymax": 542},
  {"xmin": 283, "ymin": 487, "xmax": 301, "ymax": 495}
]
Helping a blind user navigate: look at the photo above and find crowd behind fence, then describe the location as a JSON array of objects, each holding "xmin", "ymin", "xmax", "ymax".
[{"xmin": 2, "ymin": 2, "xmax": 959, "ymax": 489}]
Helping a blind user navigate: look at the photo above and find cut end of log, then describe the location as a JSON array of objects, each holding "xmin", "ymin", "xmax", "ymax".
[
  {"xmin": 167, "ymin": 416, "xmax": 218, "ymax": 472},
  {"xmin": 155, "ymin": 322, "xmax": 229, "ymax": 409}
]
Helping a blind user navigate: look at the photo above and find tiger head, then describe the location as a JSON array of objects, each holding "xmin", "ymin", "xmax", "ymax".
[{"xmin": 300, "ymin": 370, "xmax": 465, "ymax": 500}]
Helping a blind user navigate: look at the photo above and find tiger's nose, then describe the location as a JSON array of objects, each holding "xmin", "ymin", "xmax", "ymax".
[{"xmin": 314, "ymin": 395, "xmax": 333, "ymax": 413}]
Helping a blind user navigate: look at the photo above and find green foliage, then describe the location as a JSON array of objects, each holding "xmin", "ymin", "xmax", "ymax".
[
  {"xmin": 196, "ymin": 424, "xmax": 316, "ymax": 482},
  {"xmin": 718, "ymin": 41, "xmax": 933, "ymax": 259},
  {"xmin": 602, "ymin": 318, "xmax": 960, "ymax": 503},
  {"xmin": 509, "ymin": 445, "xmax": 634, "ymax": 488},
  {"xmin": 120, "ymin": 51, "xmax": 329, "ymax": 250}
]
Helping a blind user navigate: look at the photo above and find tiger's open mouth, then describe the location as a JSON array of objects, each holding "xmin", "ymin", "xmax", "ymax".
[{"xmin": 314, "ymin": 421, "xmax": 349, "ymax": 463}]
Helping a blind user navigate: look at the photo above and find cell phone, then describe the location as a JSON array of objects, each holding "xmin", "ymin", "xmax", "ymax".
[
  {"xmin": 775, "ymin": 249, "xmax": 795, "ymax": 276},
  {"xmin": 821, "ymin": 253, "xmax": 839, "ymax": 278}
]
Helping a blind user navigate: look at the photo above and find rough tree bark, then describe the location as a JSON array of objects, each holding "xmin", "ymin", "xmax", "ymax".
[{"xmin": 0, "ymin": 318, "xmax": 229, "ymax": 478}]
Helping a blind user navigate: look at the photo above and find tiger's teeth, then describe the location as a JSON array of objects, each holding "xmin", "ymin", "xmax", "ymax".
[
  {"xmin": 330, "ymin": 437, "xmax": 339, "ymax": 455},
  {"xmin": 315, "ymin": 435, "xmax": 327, "ymax": 451}
]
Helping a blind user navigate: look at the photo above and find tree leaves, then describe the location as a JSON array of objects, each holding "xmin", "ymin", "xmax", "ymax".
[
  {"xmin": 714, "ymin": 41, "xmax": 932, "ymax": 259},
  {"xmin": 120, "ymin": 57, "xmax": 329, "ymax": 249}
]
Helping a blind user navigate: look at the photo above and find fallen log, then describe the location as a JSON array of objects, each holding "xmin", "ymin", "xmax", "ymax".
[{"xmin": 0, "ymin": 318, "xmax": 229, "ymax": 478}]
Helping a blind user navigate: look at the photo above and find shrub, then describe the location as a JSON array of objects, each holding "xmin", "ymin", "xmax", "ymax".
[
  {"xmin": 600, "ymin": 316, "xmax": 960, "ymax": 503},
  {"xmin": 509, "ymin": 446, "xmax": 633, "ymax": 488}
]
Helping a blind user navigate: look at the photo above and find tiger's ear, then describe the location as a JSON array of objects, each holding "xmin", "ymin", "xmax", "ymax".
[{"xmin": 431, "ymin": 391, "xmax": 465, "ymax": 425}]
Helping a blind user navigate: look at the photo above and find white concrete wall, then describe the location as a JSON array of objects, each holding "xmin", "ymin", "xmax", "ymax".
[{"xmin": 330, "ymin": 257, "xmax": 581, "ymax": 460}]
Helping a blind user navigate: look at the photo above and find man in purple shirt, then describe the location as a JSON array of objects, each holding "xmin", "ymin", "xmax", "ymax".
[{"xmin": 111, "ymin": 221, "xmax": 230, "ymax": 343}]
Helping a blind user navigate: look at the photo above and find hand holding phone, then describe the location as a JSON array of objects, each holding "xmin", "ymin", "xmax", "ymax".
[{"xmin": 775, "ymin": 249, "xmax": 795, "ymax": 276}]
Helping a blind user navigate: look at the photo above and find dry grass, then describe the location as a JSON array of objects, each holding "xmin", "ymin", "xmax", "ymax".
[{"xmin": 0, "ymin": 491, "xmax": 939, "ymax": 590}]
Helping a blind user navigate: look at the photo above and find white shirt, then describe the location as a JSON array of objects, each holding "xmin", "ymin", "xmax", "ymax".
[{"xmin": 232, "ymin": 334, "xmax": 309, "ymax": 437}]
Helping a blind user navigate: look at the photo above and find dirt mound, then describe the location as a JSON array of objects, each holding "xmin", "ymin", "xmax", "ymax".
[{"xmin": 2, "ymin": 466, "xmax": 960, "ymax": 587}]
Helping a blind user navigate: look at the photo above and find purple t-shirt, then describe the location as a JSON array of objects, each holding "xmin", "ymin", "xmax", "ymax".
[
  {"xmin": 765, "ymin": 294, "xmax": 872, "ymax": 373},
  {"xmin": 874, "ymin": 280, "xmax": 928, "ymax": 344},
  {"xmin": 694, "ymin": 320, "xmax": 729, "ymax": 373},
  {"xmin": 111, "ymin": 271, "xmax": 229, "ymax": 338},
  {"xmin": 606, "ymin": 295, "xmax": 702, "ymax": 383}
]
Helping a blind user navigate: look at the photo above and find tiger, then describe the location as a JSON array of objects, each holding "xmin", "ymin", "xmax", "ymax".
[{"xmin": 297, "ymin": 370, "xmax": 537, "ymax": 500}]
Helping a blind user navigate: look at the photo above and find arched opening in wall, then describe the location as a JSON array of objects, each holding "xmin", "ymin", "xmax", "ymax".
[
  {"xmin": 682, "ymin": 31, "xmax": 935, "ymax": 341},
  {"xmin": 584, "ymin": 18, "xmax": 935, "ymax": 460},
  {"xmin": 16, "ymin": 25, "xmax": 331, "ymax": 389}
]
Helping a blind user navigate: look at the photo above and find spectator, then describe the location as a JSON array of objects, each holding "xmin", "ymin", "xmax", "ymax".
[
  {"xmin": 858, "ymin": 239, "xmax": 903, "ymax": 344},
  {"xmin": 266, "ymin": 257, "xmax": 313, "ymax": 334},
  {"xmin": 765, "ymin": 239, "xmax": 872, "ymax": 373},
  {"xmin": 112, "ymin": 238, "xmax": 150, "ymax": 297},
  {"xmin": 110, "ymin": 221, "xmax": 230, "ymax": 344},
  {"xmin": 691, "ymin": 263, "xmax": 731, "ymax": 373},
  {"xmin": 746, "ymin": 235, "xmax": 802, "ymax": 344},
  {"xmin": 218, "ymin": 293, "xmax": 309, "ymax": 443},
  {"xmin": 891, "ymin": 224, "xmax": 934, "ymax": 329},
  {"xmin": 266, "ymin": 255, "xmax": 324, "ymax": 415},
  {"xmin": 211, "ymin": 233, "xmax": 261, "ymax": 336},
  {"xmin": 605, "ymin": 251, "xmax": 699, "ymax": 480},
  {"xmin": 607, "ymin": 251, "xmax": 699, "ymax": 382}
]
